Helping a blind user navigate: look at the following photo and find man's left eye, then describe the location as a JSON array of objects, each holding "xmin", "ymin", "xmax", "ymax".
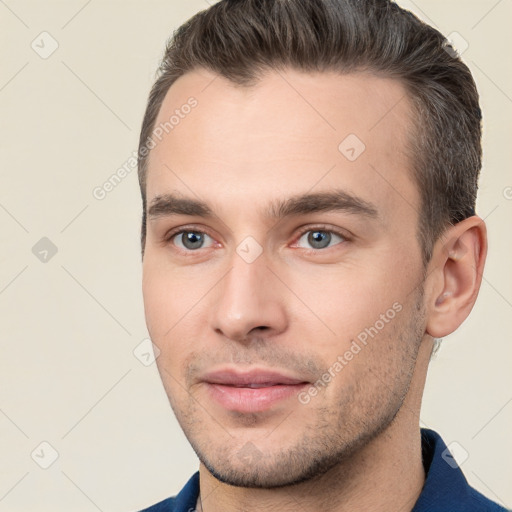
[{"xmin": 296, "ymin": 230, "xmax": 345, "ymax": 250}]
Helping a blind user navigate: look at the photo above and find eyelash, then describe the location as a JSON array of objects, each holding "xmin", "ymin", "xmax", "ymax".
[
  {"xmin": 291, "ymin": 226, "xmax": 350, "ymax": 254},
  {"xmin": 164, "ymin": 224, "xmax": 351, "ymax": 253},
  {"xmin": 162, "ymin": 227, "xmax": 210, "ymax": 255}
]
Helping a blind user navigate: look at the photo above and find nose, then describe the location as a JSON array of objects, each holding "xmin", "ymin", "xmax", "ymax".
[{"xmin": 210, "ymin": 251, "xmax": 288, "ymax": 343}]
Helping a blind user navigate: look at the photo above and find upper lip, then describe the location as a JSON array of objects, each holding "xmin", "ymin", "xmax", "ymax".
[{"xmin": 201, "ymin": 368, "xmax": 309, "ymax": 387}]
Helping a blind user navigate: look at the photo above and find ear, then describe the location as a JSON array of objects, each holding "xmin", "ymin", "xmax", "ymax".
[{"xmin": 425, "ymin": 216, "xmax": 487, "ymax": 338}]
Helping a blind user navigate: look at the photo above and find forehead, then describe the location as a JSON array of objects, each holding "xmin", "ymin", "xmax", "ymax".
[{"xmin": 146, "ymin": 68, "xmax": 419, "ymax": 226}]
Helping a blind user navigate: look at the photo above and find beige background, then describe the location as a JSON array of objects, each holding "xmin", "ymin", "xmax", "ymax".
[{"xmin": 0, "ymin": 1, "xmax": 511, "ymax": 511}]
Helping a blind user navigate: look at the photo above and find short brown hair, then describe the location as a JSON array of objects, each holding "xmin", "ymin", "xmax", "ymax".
[{"xmin": 137, "ymin": 0, "xmax": 482, "ymax": 265}]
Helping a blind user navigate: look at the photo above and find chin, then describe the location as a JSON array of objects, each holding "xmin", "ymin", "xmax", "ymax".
[{"xmin": 196, "ymin": 442, "xmax": 351, "ymax": 489}]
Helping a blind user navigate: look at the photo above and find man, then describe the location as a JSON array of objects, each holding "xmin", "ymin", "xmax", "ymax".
[{"xmin": 136, "ymin": 0, "xmax": 507, "ymax": 510}]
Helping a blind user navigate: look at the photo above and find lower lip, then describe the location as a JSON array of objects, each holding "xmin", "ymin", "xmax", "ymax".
[{"xmin": 205, "ymin": 383, "xmax": 308, "ymax": 413}]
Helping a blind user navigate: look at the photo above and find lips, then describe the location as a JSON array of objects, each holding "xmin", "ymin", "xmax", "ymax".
[
  {"xmin": 203, "ymin": 369, "xmax": 307, "ymax": 387},
  {"xmin": 201, "ymin": 368, "xmax": 310, "ymax": 413}
]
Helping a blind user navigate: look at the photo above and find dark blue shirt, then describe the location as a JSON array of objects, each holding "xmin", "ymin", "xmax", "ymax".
[{"xmin": 139, "ymin": 428, "xmax": 508, "ymax": 511}]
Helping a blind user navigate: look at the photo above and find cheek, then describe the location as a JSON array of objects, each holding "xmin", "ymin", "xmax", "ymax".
[
  {"xmin": 142, "ymin": 265, "xmax": 174, "ymax": 339},
  {"xmin": 143, "ymin": 269, "xmax": 195, "ymax": 401},
  {"xmin": 142, "ymin": 259, "xmax": 213, "ymax": 384},
  {"xmin": 283, "ymin": 256, "xmax": 419, "ymax": 383},
  {"xmin": 286, "ymin": 264, "xmax": 401, "ymax": 342},
  {"xmin": 142, "ymin": 255, "xmax": 206, "ymax": 337},
  {"xmin": 318, "ymin": 300, "xmax": 419, "ymax": 416}
]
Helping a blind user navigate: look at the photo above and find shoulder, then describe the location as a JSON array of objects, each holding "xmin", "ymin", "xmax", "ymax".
[
  {"xmin": 136, "ymin": 472, "xmax": 200, "ymax": 512},
  {"xmin": 138, "ymin": 496, "xmax": 177, "ymax": 512},
  {"xmin": 465, "ymin": 488, "xmax": 510, "ymax": 512},
  {"xmin": 414, "ymin": 428, "xmax": 509, "ymax": 512}
]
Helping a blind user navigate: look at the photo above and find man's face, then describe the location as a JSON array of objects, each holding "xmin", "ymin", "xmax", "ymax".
[{"xmin": 142, "ymin": 68, "xmax": 428, "ymax": 487}]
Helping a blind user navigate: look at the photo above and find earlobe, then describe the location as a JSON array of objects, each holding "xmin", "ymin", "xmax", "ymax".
[{"xmin": 426, "ymin": 217, "xmax": 487, "ymax": 339}]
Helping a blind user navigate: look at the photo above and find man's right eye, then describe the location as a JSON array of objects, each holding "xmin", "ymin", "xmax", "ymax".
[{"xmin": 170, "ymin": 231, "xmax": 215, "ymax": 251}]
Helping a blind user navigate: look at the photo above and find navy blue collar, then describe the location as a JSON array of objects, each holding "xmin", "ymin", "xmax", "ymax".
[
  {"xmin": 411, "ymin": 428, "xmax": 506, "ymax": 511},
  {"xmin": 140, "ymin": 428, "xmax": 507, "ymax": 511}
]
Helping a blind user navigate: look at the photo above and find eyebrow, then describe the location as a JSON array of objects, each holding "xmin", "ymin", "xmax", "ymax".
[{"xmin": 147, "ymin": 190, "xmax": 379, "ymax": 221}]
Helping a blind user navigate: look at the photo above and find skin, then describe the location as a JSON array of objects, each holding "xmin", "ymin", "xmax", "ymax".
[{"xmin": 141, "ymin": 68, "xmax": 487, "ymax": 512}]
